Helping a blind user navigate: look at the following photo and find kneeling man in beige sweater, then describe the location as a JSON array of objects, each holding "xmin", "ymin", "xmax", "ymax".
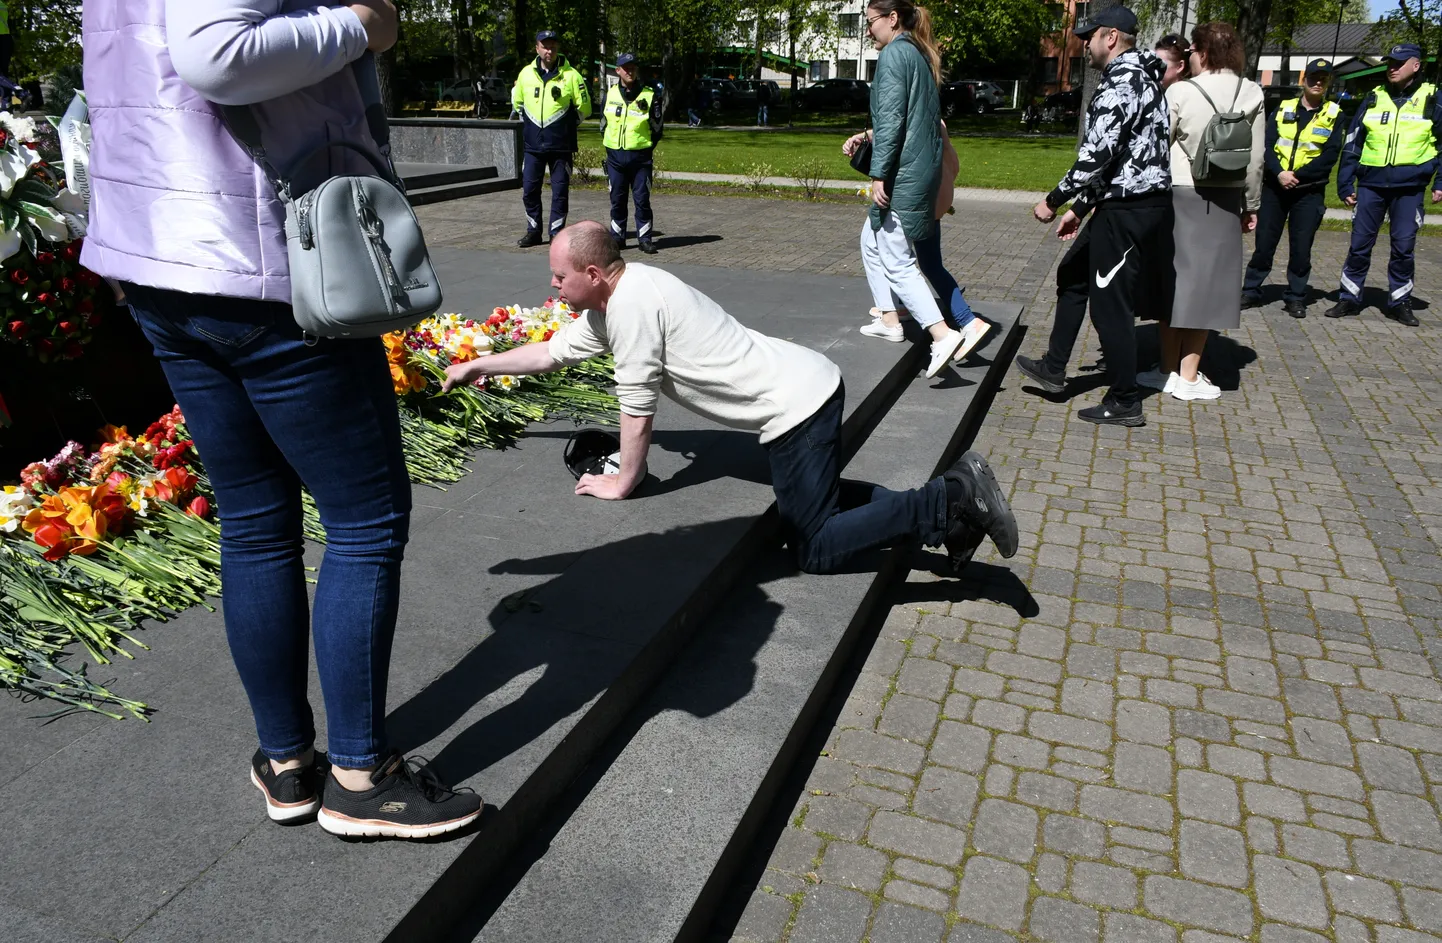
[{"xmin": 443, "ymin": 221, "xmax": 1017, "ymax": 574}]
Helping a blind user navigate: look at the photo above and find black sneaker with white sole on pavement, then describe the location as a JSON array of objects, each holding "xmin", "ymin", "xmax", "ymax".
[
  {"xmin": 1078, "ymin": 397, "xmax": 1145, "ymax": 426},
  {"xmin": 943, "ymin": 450, "xmax": 1019, "ymax": 561},
  {"xmin": 250, "ymin": 748, "xmax": 328, "ymax": 824},
  {"xmin": 318, "ymin": 751, "xmax": 482, "ymax": 840},
  {"xmin": 1013, "ymin": 355, "xmax": 1066, "ymax": 394}
]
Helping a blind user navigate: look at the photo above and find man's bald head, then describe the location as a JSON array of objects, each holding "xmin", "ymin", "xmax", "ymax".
[
  {"xmin": 557, "ymin": 221, "xmax": 623, "ymax": 273},
  {"xmin": 549, "ymin": 221, "xmax": 626, "ymax": 312}
]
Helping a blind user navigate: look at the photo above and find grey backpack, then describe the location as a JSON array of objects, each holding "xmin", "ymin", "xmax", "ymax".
[
  {"xmin": 222, "ymin": 54, "xmax": 443, "ymax": 338},
  {"xmin": 1185, "ymin": 76, "xmax": 1252, "ymax": 183}
]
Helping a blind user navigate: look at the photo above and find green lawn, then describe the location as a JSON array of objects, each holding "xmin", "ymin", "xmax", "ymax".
[{"xmin": 579, "ymin": 126, "xmax": 1078, "ymax": 191}]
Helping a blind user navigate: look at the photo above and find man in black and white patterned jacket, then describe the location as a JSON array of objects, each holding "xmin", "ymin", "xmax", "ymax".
[{"xmin": 1020, "ymin": 5, "xmax": 1174, "ymax": 428}]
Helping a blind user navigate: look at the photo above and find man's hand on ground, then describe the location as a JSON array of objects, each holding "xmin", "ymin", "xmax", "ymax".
[
  {"xmin": 575, "ymin": 472, "xmax": 638, "ymax": 500},
  {"xmin": 1033, "ymin": 200, "xmax": 1056, "ymax": 223},
  {"xmin": 1054, "ymin": 209, "xmax": 1081, "ymax": 240}
]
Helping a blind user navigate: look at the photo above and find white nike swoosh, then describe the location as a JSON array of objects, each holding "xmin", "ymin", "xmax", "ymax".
[{"xmin": 1095, "ymin": 246, "xmax": 1134, "ymax": 289}]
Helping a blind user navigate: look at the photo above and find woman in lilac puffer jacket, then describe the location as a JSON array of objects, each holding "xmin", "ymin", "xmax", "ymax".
[{"xmin": 82, "ymin": 0, "xmax": 480, "ymax": 839}]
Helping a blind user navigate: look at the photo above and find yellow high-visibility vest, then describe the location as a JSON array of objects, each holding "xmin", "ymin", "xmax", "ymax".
[{"xmin": 1360, "ymin": 82, "xmax": 1438, "ymax": 168}]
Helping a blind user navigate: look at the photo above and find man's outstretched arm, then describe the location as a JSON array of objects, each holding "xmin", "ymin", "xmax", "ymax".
[
  {"xmin": 575, "ymin": 411, "xmax": 652, "ymax": 500},
  {"xmin": 440, "ymin": 340, "xmax": 560, "ymax": 391}
]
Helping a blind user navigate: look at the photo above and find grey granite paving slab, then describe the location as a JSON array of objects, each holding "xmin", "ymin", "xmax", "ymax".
[
  {"xmin": 468, "ymin": 305, "xmax": 1022, "ymax": 943},
  {"xmin": 2, "ymin": 900, "xmax": 115, "ymax": 943},
  {"xmin": 0, "ymin": 249, "xmax": 922, "ymax": 943}
]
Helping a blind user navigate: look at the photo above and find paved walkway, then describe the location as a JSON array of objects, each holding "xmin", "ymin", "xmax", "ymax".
[{"xmin": 419, "ymin": 190, "xmax": 1442, "ymax": 943}]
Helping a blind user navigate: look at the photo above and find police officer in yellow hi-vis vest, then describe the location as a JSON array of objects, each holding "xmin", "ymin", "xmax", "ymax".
[
  {"xmin": 512, "ymin": 29, "xmax": 592, "ymax": 248},
  {"xmin": 601, "ymin": 53, "xmax": 663, "ymax": 253},
  {"xmin": 1328, "ymin": 43, "xmax": 1442, "ymax": 326},
  {"xmin": 1242, "ymin": 59, "xmax": 1343, "ymax": 319}
]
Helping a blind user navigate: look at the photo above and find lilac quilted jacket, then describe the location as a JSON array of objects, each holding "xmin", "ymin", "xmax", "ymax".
[{"xmin": 82, "ymin": 1, "xmax": 381, "ymax": 303}]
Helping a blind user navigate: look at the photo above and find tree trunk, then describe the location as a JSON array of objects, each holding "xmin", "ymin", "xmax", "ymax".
[
  {"xmin": 377, "ymin": 46, "xmax": 396, "ymax": 116},
  {"xmin": 788, "ymin": 14, "xmax": 799, "ymax": 127},
  {"xmin": 514, "ymin": 0, "xmax": 529, "ymax": 75},
  {"xmin": 1234, "ymin": 0, "xmax": 1272, "ymax": 80},
  {"xmin": 754, "ymin": 13, "xmax": 765, "ymax": 81}
]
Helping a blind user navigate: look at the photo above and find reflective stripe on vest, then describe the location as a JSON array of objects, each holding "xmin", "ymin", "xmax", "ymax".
[
  {"xmin": 1360, "ymin": 82, "xmax": 1438, "ymax": 168},
  {"xmin": 1273, "ymin": 98, "xmax": 1341, "ymax": 171},
  {"xmin": 602, "ymin": 84, "xmax": 655, "ymax": 151}
]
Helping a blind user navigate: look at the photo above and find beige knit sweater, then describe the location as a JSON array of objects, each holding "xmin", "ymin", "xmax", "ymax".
[{"xmin": 549, "ymin": 263, "xmax": 842, "ymax": 443}]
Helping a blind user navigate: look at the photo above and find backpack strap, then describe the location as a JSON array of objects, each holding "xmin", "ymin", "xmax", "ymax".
[{"xmin": 1185, "ymin": 77, "xmax": 1224, "ymax": 116}]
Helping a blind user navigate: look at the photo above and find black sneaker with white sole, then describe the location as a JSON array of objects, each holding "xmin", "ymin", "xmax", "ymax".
[
  {"xmin": 944, "ymin": 521, "xmax": 985, "ymax": 574},
  {"xmin": 1077, "ymin": 398, "xmax": 1145, "ymax": 426},
  {"xmin": 250, "ymin": 748, "xmax": 327, "ymax": 824},
  {"xmin": 1014, "ymin": 355, "xmax": 1066, "ymax": 394},
  {"xmin": 318, "ymin": 751, "xmax": 482, "ymax": 840},
  {"xmin": 943, "ymin": 450, "xmax": 1019, "ymax": 559}
]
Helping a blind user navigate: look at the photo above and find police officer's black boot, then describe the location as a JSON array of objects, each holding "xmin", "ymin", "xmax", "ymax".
[
  {"xmin": 1324, "ymin": 298, "xmax": 1360, "ymax": 319},
  {"xmin": 1386, "ymin": 298, "xmax": 1419, "ymax": 327},
  {"xmin": 639, "ymin": 240, "xmax": 658, "ymax": 255},
  {"xmin": 517, "ymin": 231, "xmax": 543, "ymax": 248},
  {"xmin": 1284, "ymin": 300, "xmax": 1307, "ymax": 319}
]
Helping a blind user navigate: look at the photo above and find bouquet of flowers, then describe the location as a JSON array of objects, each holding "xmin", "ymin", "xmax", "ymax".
[{"xmin": 0, "ymin": 111, "xmax": 102, "ymax": 363}]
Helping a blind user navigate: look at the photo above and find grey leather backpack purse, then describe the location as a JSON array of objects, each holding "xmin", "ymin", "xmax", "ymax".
[{"xmin": 222, "ymin": 54, "xmax": 442, "ymax": 338}]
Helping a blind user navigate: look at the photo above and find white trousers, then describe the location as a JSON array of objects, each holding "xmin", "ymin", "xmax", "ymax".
[{"xmin": 859, "ymin": 214, "xmax": 944, "ymax": 330}]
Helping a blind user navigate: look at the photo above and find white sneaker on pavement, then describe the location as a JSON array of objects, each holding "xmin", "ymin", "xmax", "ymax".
[
  {"xmin": 926, "ymin": 330, "xmax": 965, "ymax": 378},
  {"xmin": 860, "ymin": 320, "xmax": 905, "ymax": 343},
  {"xmin": 1171, "ymin": 373, "xmax": 1221, "ymax": 401}
]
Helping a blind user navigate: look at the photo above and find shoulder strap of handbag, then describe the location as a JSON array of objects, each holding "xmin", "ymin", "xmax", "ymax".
[{"xmin": 221, "ymin": 51, "xmax": 402, "ymax": 202}]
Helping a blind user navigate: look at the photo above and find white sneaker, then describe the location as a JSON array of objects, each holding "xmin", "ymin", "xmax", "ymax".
[
  {"xmin": 1170, "ymin": 373, "xmax": 1221, "ymax": 401},
  {"xmin": 953, "ymin": 319, "xmax": 992, "ymax": 362},
  {"xmin": 860, "ymin": 319, "xmax": 905, "ymax": 342},
  {"xmin": 1164, "ymin": 372, "xmax": 1179, "ymax": 394},
  {"xmin": 1136, "ymin": 368, "xmax": 1169, "ymax": 390},
  {"xmin": 868, "ymin": 306, "xmax": 882, "ymax": 321},
  {"xmin": 926, "ymin": 330, "xmax": 964, "ymax": 378}
]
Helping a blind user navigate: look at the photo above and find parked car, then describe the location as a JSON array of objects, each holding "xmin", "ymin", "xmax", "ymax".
[
  {"xmin": 476, "ymin": 76, "xmax": 511, "ymax": 107},
  {"xmin": 1042, "ymin": 87, "xmax": 1082, "ymax": 124},
  {"xmin": 695, "ymin": 78, "xmax": 740, "ymax": 110},
  {"xmin": 939, "ymin": 80, "xmax": 978, "ymax": 118},
  {"xmin": 796, "ymin": 78, "xmax": 870, "ymax": 111},
  {"xmin": 731, "ymin": 79, "xmax": 783, "ymax": 107},
  {"xmin": 955, "ymin": 79, "xmax": 1008, "ymax": 112}
]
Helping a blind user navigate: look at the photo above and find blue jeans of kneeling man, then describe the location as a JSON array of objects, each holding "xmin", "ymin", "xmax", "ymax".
[
  {"xmin": 123, "ymin": 283, "xmax": 411, "ymax": 769},
  {"xmin": 766, "ymin": 382, "xmax": 948, "ymax": 574}
]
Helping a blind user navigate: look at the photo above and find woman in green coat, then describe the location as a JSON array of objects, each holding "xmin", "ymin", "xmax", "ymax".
[{"xmin": 850, "ymin": 0, "xmax": 966, "ymax": 378}]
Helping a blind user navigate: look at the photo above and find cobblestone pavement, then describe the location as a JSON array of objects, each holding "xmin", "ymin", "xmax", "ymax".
[{"xmin": 425, "ymin": 190, "xmax": 1442, "ymax": 942}]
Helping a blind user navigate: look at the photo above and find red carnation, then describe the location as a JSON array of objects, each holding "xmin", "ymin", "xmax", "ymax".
[
  {"xmin": 61, "ymin": 245, "xmax": 79, "ymax": 262},
  {"xmin": 10, "ymin": 269, "xmax": 28, "ymax": 285},
  {"xmin": 57, "ymin": 320, "xmax": 77, "ymax": 336},
  {"xmin": 35, "ymin": 251, "xmax": 54, "ymax": 266},
  {"xmin": 35, "ymin": 292, "xmax": 55, "ymax": 307},
  {"xmin": 7, "ymin": 319, "xmax": 27, "ymax": 338},
  {"xmin": 0, "ymin": 130, "xmax": 10, "ymax": 148}
]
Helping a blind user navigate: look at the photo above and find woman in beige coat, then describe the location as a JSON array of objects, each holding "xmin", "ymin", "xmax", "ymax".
[{"xmin": 1142, "ymin": 21, "xmax": 1264, "ymax": 402}]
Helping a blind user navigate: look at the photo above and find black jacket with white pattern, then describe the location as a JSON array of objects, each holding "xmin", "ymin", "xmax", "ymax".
[{"xmin": 1046, "ymin": 48, "xmax": 1172, "ymax": 212}]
